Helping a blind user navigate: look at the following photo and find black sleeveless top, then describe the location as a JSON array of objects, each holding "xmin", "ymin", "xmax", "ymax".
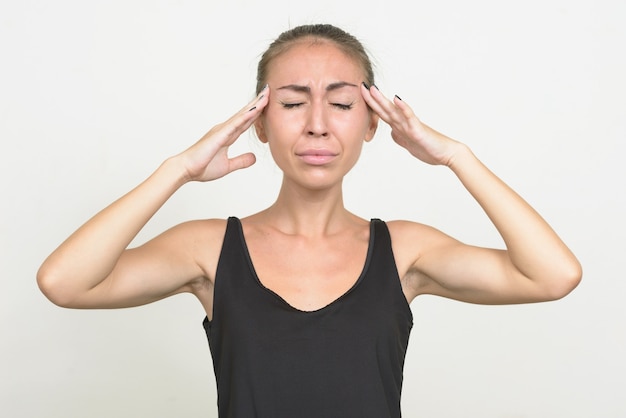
[{"xmin": 203, "ymin": 217, "xmax": 413, "ymax": 418}]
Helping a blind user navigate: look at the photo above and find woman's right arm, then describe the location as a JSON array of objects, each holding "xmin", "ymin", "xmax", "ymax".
[{"xmin": 37, "ymin": 86, "xmax": 270, "ymax": 308}]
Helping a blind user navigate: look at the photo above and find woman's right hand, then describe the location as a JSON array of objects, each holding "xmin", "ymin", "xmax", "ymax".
[{"xmin": 178, "ymin": 85, "xmax": 270, "ymax": 182}]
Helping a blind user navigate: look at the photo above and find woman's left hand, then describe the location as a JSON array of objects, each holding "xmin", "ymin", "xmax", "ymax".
[{"xmin": 361, "ymin": 83, "xmax": 461, "ymax": 166}]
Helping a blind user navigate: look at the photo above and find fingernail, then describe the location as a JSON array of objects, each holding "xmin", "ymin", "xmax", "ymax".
[
  {"xmin": 394, "ymin": 94, "xmax": 402, "ymax": 101},
  {"xmin": 248, "ymin": 106, "xmax": 257, "ymax": 112},
  {"xmin": 371, "ymin": 84, "xmax": 379, "ymax": 90},
  {"xmin": 362, "ymin": 82, "xmax": 370, "ymax": 90}
]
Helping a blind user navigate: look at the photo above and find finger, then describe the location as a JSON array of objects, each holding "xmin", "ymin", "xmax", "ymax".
[
  {"xmin": 228, "ymin": 152, "xmax": 257, "ymax": 173},
  {"xmin": 371, "ymin": 86, "xmax": 405, "ymax": 120},
  {"xmin": 361, "ymin": 83, "xmax": 391, "ymax": 121},
  {"xmin": 244, "ymin": 83, "xmax": 270, "ymax": 113},
  {"xmin": 236, "ymin": 84, "xmax": 270, "ymax": 123},
  {"xmin": 220, "ymin": 86, "xmax": 270, "ymax": 142},
  {"xmin": 392, "ymin": 94, "xmax": 417, "ymax": 120},
  {"xmin": 366, "ymin": 85, "xmax": 405, "ymax": 126},
  {"xmin": 372, "ymin": 88, "xmax": 422, "ymax": 133}
]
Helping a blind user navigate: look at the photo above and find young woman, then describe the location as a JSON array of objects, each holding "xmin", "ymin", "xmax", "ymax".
[{"xmin": 37, "ymin": 24, "xmax": 582, "ymax": 417}]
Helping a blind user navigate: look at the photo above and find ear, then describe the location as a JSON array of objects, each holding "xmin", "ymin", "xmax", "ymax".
[
  {"xmin": 254, "ymin": 118, "xmax": 268, "ymax": 143},
  {"xmin": 364, "ymin": 113, "xmax": 379, "ymax": 142}
]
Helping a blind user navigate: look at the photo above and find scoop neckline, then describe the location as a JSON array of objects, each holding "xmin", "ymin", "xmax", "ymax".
[{"xmin": 232, "ymin": 217, "xmax": 376, "ymax": 314}]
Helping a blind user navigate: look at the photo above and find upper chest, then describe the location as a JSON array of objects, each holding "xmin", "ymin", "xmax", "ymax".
[{"xmin": 243, "ymin": 226, "xmax": 370, "ymax": 312}]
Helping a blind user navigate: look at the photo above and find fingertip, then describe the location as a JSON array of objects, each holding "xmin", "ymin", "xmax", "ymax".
[
  {"xmin": 256, "ymin": 86, "xmax": 270, "ymax": 110},
  {"xmin": 256, "ymin": 84, "xmax": 269, "ymax": 99},
  {"xmin": 245, "ymin": 84, "xmax": 270, "ymax": 113},
  {"xmin": 259, "ymin": 84, "xmax": 270, "ymax": 101},
  {"xmin": 394, "ymin": 94, "xmax": 410, "ymax": 110},
  {"xmin": 368, "ymin": 84, "xmax": 387, "ymax": 102},
  {"xmin": 233, "ymin": 152, "xmax": 256, "ymax": 171}
]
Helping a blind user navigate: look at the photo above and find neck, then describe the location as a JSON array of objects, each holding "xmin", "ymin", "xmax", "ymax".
[{"xmin": 261, "ymin": 178, "xmax": 356, "ymax": 237}]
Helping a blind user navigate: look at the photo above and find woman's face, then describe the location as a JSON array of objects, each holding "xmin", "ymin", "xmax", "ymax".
[{"xmin": 256, "ymin": 40, "xmax": 378, "ymax": 190}]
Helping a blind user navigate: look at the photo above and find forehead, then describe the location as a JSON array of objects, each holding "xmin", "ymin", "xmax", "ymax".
[{"xmin": 266, "ymin": 40, "xmax": 365, "ymax": 84}]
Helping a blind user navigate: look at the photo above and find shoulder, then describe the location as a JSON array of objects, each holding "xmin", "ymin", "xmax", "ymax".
[
  {"xmin": 386, "ymin": 219, "xmax": 457, "ymax": 247},
  {"xmin": 385, "ymin": 220, "xmax": 426, "ymax": 274},
  {"xmin": 385, "ymin": 219, "xmax": 450, "ymax": 249},
  {"xmin": 166, "ymin": 218, "xmax": 229, "ymax": 282},
  {"xmin": 165, "ymin": 218, "xmax": 229, "ymax": 248},
  {"xmin": 385, "ymin": 219, "xmax": 459, "ymax": 280}
]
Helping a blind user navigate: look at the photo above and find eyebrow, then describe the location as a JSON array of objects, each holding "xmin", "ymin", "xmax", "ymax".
[{"xmin": 276, "ymin": 81, "xmax": 358, "ymax": 93}]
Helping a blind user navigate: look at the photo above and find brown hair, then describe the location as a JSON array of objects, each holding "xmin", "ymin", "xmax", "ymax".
[{"xmin": 256, "ymin": 24, "xmax": 375, "ymax": 94}]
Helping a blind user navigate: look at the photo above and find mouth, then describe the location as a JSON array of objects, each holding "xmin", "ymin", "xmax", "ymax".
[{"xmin": 296, "ymin": 149, "xmax": 338, "ymax": 165}]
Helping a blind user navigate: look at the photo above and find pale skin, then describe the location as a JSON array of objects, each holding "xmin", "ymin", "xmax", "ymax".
[{"xmin": 37, "ymin": 40, "xmax": 582, "ymax": 319}]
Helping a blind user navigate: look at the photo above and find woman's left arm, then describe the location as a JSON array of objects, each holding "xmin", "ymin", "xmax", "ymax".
[{"xmin": 362, "ymin": 84, "xmax": 582, "ymax": 304}]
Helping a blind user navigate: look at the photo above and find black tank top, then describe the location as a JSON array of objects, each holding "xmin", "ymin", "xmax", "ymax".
[{"xmin": 203, "ymin": 217, "xmax": 413, "ymax": 418}]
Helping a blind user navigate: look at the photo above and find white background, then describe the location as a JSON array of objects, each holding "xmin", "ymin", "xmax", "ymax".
[{"xmin": 1, "ymin": 0, "xmax": 625, "ymax": 417}]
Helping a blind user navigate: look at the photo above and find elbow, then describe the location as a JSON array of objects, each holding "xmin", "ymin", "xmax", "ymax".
[
  {"xmin": 36, "ymin": 264, "xmax": 77, "ymax": 308},
  {"xmin": 543, "ymin": 260, "xmax": 583, "ymax": 301}
]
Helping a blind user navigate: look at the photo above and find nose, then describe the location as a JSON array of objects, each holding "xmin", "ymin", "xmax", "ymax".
[{"xmin": 306, "ymin": 101, "xmax": 328, "ymax": 137}]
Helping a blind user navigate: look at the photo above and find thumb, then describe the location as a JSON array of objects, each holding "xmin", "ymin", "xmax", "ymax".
[{"xmin": 228, "ymin": 152, "xmax": 257, "ymax": 173}]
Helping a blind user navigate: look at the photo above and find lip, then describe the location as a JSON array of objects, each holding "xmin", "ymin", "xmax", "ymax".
[{"xmin": 296, "ymin": 149, "xmax": 338, "ymax": 165}]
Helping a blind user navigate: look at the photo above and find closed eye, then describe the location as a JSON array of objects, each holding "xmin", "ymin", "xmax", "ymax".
[
  {"xmin": 280, "ymin": 102, "xmax": 354, "ymax": 110},
  {"xmin": 332, "ymin": 102, "xmax": 354, "ymax": 110},
  {"xmin": 281, "ymin": 102, "xmax": 304, "ymax": 109}
]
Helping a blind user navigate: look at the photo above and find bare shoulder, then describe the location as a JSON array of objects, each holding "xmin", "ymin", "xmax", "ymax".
[
  {"xmin": 182, "ymin": 217, "xmax": 228, "ymax": 241},
  {"xmin": 148, "ymin": 217, "xmax": 229, "ymax": 292},
  {"xmin": 176, "ymin": 218, "xmax": 228, "ymax": 282},
  {"xmin": 385, "ymin": 219, "xmax": 461, "ymax": 299},
  {"xmin": 385, "ymin": 220, "xmax": 432, "ymax": 276},
  {"xmin": 386, "ymin": 217, "xmax": 453, "ymax": 246}
]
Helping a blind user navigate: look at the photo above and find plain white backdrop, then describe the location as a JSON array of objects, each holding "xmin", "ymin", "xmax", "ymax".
[{"xmin": 1, "ymin": 0, "xmax": 624, "ymax": 417}]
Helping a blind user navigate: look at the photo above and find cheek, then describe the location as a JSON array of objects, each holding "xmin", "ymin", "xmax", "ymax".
[
  {"xmin": 332, "ymin": 110, "xmax": 372, "ymax": 138},
  {"xmin": 264, "ymin": 107, "xmax": 303, "ymax": 139}
]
